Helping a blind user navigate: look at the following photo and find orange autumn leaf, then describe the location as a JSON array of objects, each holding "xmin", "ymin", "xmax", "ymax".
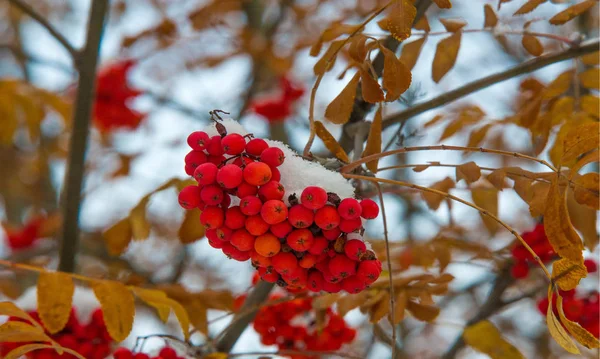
[
  {"xmin": 381, "ymin": 46, "xmax": 411, "ymax": 102},
  {"xmin": 325, "ymin": 72, "xmax": 360, "ymax": 124},
  {"xmin": 361, "ymin": 105, "xmax": 383, "ymax": 173},
  {"xmin": 514, "ymin": 0, "xmax": 547, "ymax": 15},
  {"xmin": 385, "ymin": 0, "xmax": 416, "ymax": 42},
  {"xmin": 37, "ymin": 272, "xmax": 74, "ymax": 334},
  {"xmin": 314, "ymin": 121, "xmax": 350, "ymax": 163},
  {"xmin": 432, "ymin": 32, "xmax": 462, "ymax": 83},
  {"xmin": 399, "ymin": 37, "xmax": 426, "ymax": 70},
  {"xmin": 360, "ymin": 69, "xmax": 384, "ymax": 103},
  {"xmin": 522, "ymin": 35, "xmax": 544, "ymax": 56},
  {"xmin": 549, "ymin": 0, "xmax": 596, "ymax": 25}
]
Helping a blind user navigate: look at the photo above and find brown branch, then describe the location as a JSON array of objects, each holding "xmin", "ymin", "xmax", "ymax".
[
  {"xmin": 58, "ymin": 0, "xmax": 109, "ymax": 273},
  {"xmin": 7, "ymin": 0, "xmax": 78, "ymax": 58},
  {"xmin": 382, "ymin": 37, "xmax": 600, "ymax": 129}
]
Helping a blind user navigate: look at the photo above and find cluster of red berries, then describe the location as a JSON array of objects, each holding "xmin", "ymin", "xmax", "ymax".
[
  {"xmin": 178, "ymin": 123, "xmax": 382, "ymax": 294},
  {"xmin": 250, "ymin": 77, "xmax": 305, "ymax": 122},
  {"xmin": 537, "ymin": 288, "xmax": 600, "ymax": 338},
  {"xmin": 94, "ymin": 60, "xmax": 145, "ymax": 133},
  {"xmin": 0, "ymin": 308, "xmax": 113, "ymax": 359},
  {"xmin": 113, "ymin": 346, "xmax": 183, "ymax": 359},
  {"xmin": 510, "ymin": 223, "xmax": 556, "ymax": 279},
  {"xmin": 3, "ymin": 216, "xmax": 44, "ymax": 250},
  {"xmin": 242, "ymin": 294, "xmax": 355, "ymax": 358}
]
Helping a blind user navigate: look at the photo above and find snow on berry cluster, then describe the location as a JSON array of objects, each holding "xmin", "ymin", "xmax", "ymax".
[
  {"xmin": 178, "ymin": 119, "xmax": 382, "ymax": 294},
  {"xmin": 236, "ymin": 293, "xmax": 355, "ymax": 358},
  {"xmin": 113, "ymin": 346, "xmax": 185, "ymax": 359},
  {"xmin": 510, "ymin": 223, "xmax": 557, "ymax": 279},
  {"xmin": 0, "ymin": 308, "xmax": 113, "ymax": 359},
  {"xmin": 537, "ymin": 288, "xmax": 600, "ymax": 338}
]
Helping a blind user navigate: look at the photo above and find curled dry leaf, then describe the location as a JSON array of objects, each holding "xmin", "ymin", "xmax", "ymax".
[
  {"xmin": 549, "ymin": 0, "xmax": 596, "ymax": 25},
  {"xmin": 325, "ymin": 72, "xmax": 360, "ymax": 125},
  {"xmin": 522, "ymin": 35, "xmax": 544, "ymax": 56},
  {"xmin": 432, "ymin": 32, "xmax": 462, "ymax": 83},
  {"xmin": 385, "ymin": 0, "xmax": 416, "ymax": 41},
  {"xmin": 547, "ymin": 289, "xmax": 579, "ymax": 354},
  {"xmin": 361, "ymin": 105, "xmax": 383, "ymax": 173},
  {"xmin": 552, "ymin": 257, "xmax": 587, "ymax": 291},
  {"xmin": 360, "ymin": 69, "xmax": 385, "ymax": 103},
  {"xmin": 314, "ymin": 121, "xmax": 350, "ymax": 163},
  {"xmin": 463, "ymin": 320, "xmax": 525, "ymax": 359},
  {"xmin": 406, "ymin": 300, "xmax": 440, "ymax": 322},
  {"xmin": 556, "ymin": 295, "xmax": 600, "ymax": 349},
  {"xmin": 37, "ymin": 272, "xmax": 74, "ymax": 334}
]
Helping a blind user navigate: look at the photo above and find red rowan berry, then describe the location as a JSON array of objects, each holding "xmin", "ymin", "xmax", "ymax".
[
  {"xmin": 537, "ymin": 297, "xmax": 549, "ymax": 314},
  {"xmin": 193, "ymin": 162, "xmax": 218, "ymax": 185},
  {"xmin": 225, "ymin": 206, "xmax": 247, "ymax": 229},
  {"xmin": 221, "ymin": 133, "xmax": 246, "ymax": 155},
  {"xmin": 307, "ymin": 270, "xmax": 324, "ymax": 292},
  {"xmin": 246, "ymin": 138, "xmax": 269, "ymax": 156},
  {"xmin": 341, "ymin": 276, "xmax": 366, "ymax": 294},
  {"xmin": 344, "ymin": 239, "xmax": 367, "ymax": 261},
  {"xmin": 238, "ymin": 197, "xmax": 261, "ymax": 217},
  {"xmin": 208, "ymin": 237, "xmax": 225, "ymax": 249},
  {"xmin": 308, "ymin": 236, "xmax": 329, "ymax": 255},
  {"xmin": 511, "ymin": 245, "xmax": 530, "ymax": 261},
  {"xmin": 185, "ymin": 165, "xmax": 195, "ymax": 176},
  {"xmin": 187, "ymin": 131, "xmax": 210, "ymax": 151},
  {"xmin": 200, "ymin": 184, "xmax": 224, "ymax": 206},
  {"xmin": 216, "ymin": 227, "xmax": 232, "ymax": 241},
  {"xmin": 272, "ymin": 252, "xmax": 299, "ymax": 275},
  {"xmin": 337, "ymin": 198, "xmax": 362, "ymax": 220},
  {"xmin": 258, "ymin": 267, "xmax": 280, "ymax": 283},
  {"xmin": 208, "ymin": 155, "xmax": 226, "ymax": 165},
  {"xmin": 159, "ymin": 347, "xmax": 178, "ymax": 359},
  {"xmin": 244, "ymin": 162, "xmax": 272, "ymax": 186},
  {"xmin": 585, "ymin": 259, "xmax": 597, "ymax": 273},
  {"xmin": 288, "ymin": 205, "xmax": 314, "ymax": 228},
  {"xmin": 260, "ymin": 147, "xmax": 285, "ymax": 167},
  {"xmin": 207, "ymin": 135, "xmax": 224, "ymax": 156},
  {"xmin": 222, "ymin": 242, "xmax": 251, "ymax": 261},
  {"xmin": 255, "ymin": 233, "xmax": 281, "ymax": 257},
  {"xmin": 178, "ymin": 185, "xmax": 201, "ymax": 209},
  {"xmin": 184, "ymin": 150, "xmax": 207, "ymax": 168},
  {"xmin": 339, "ymin": 218, "xmax": 362, "ymax": 233},
  {"xmin": 237, "ymin": 182, "xmax": 258, "ymax": 197},
  {"xmin": 200, "ymin": 206, "xmax": 224, "ymax": 229},
  {"xmin": 322, "ymin": 265, "xmax": 341, "ymax": 283},
  {"xmin": 271, "ymin": 220, "xmax": 293, "ymax": 238},
  {"xmin": 315, "ymin": 205, "xmax": 341, "ymax": 230},
  {"xmin": 300, "ymin": 186, "xmax": 327, "ymax": 210},
  {"xmin": 356, "ymin": 259, "xmax": 382, "ymax": 284},
  {"xmin": 287, "ymin": 229, "xmax": 315, "ymax": 252},
  {"xmin": 511, "ymin": 260, "xmax": 529, "ymax": 279},
  {"xmin": 251, "ymin": 250, "xmax": 272, "ymax": 268},
  {"xmin": 233, "ymin": 156, "xmax": 255, "ymax": 167},
  {"xmin": 217, "ymin": 164, "xmax": 243, "ymax": 189},
  {"xmin": 359, "ymin": 199, "xmax": 379, "ymax": 219},
  {"xmin": 206, "ymin": 228, "xmax": 219, "ymax": 242},
  {"xmin": 271, "ymin": 167, "xmax": 281, "ymax": 182},
  {"xmin": 134, "ymin": 354, "xmax": 151, "ymax": 359},
  {"xmin": 322, "ymin": 280, "xmax": 342, "ymax": 293},
  {"xmin": 322, "ymin": 227, "xmax": 342, "ymax": 241},
  {"xmin": 258, "ymin": 181, "xmax": 285, "ymax": 201},
  {"xmin": 564, "ymin": 298, "xmax": 584, "ymax": 321},
  {"xmin": 245, "ymin": 215, "xmax": 270, "ymax": 236},
  {"xmin": 299, "ymin": 253, "xmax": 318, "ymax": 269},
  {"xmin": 261, "ymin": 200, "xmax": 288, "ymax": 224},
  {"xmin": 329, "ymin": 254, "xmax": 357, "ymax": 278}
]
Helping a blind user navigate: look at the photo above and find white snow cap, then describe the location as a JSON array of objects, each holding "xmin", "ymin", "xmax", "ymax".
[{"xmin": 203, "ymin": 119, "xmax": 356, "ymax": 201}]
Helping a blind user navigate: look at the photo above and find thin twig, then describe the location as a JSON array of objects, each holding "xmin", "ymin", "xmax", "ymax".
[
  {"xmin": 382, "ymin": 37, "xmax": 600, "ymax": 129},
  {"xmin": 58, "ymin": 0, "xmax": 109, "ymax": 273},
  {"xmin": 7, "ymin": 0, "xmax": 78, "ymax": 57}
]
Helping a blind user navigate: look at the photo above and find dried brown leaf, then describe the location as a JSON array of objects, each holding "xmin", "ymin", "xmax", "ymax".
[
  {"xmin": 484, "ymin": 4, "xmax": 498, "ymax": 27},
  {"xmin": 432, "ymin": 32, "xmax": 461, "ymax": 83},
  {"xmin": 422, "ymin": 177, "xmax": 454, "ymax": 210},
  {"xmin": 522, "ymin": 35, "xmax": 544, "ymax": 56},
  {"xmin": 385, "ymin": 0, "xmax": 417, "ymax": 41},
  {"xmin": 549, "ymin": 0, "xmax": 596, "ymax": 25},
  {"xmin": 362, "ymin": 106, "xmax": 383, "ymax": 173},
  {"xmin": 381, "ymin": 47, "xmax": 412, "ymax": 102},
  {"xmin": 314, "ymin": 121, "xmax": 350, "ymax": 163},
  {"xmin": 456, "ymin": 162, "xmax": 481, "ymax": 184},
  {"xmin": 399, "ymin": 37, "xmax": 426, "ymax": 70},
  {"xmin": 324, "ymin": 72, "xmax": 360, "ymax": 124},
  {"xmin": 573, "ymin": 173, "xmax": 599, "ymax": 210},
  {"xmin": 360, "ymin": 69, "xmax": 384, "ymax": 103},
  {"xmin": 514, "ymin": 0, "xmax": 547, "ymax": 15},
  {"xmin": 439, "ymin": 18, "xmax": 467, "ymax": 32}
]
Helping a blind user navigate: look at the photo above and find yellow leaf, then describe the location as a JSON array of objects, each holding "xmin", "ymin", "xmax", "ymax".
[
  {"xmin": 0, "ymin": 302, "xmax": 42, "ymax": 329},
  {"xmin": 432, "ymin": 32, "xmax": 462, "ymax": 83},
  {"xmin": 368, "ymin": 293, "xmax": 390, "ymax": 323},
  {"xmin": 422, "ymin": 177, "xmax": 454, "ymax": 210},
  {"xmin": 131, "ymin": 287, "xmax": 171, "ymax": 323},
  {"xmin": 471, "ymin": 186, "xmax": 499, "ymax": 235},
  {"xmin": 313, "ymin": 40, "xmax": 345, "ymax": 75},
  {"xmin": 0, "ymin": 321, "xmax": 52, "ymax": 343},
  {"xmin": 552, "ymin": 257, "xmax": 587, "ymax": 291},
  {"xmin": 392, "ymin": 291, "xmax": 407, "ymax": 324},
  {"xmin": 581, "ymin": 51, "xmax": 600, "ymax": 65},
  {"xmin": 487, "ymin": 169, "xmax": 507, "ymax": 190},
  {"xmin": 514, "ymin": 0, "xmax": 547, "ymax": 15},
  {"xmin": 432, "ymin": 0, "xmax": 452, "ymax": 8},
  {"xmin": 544, "ymin": 178, "xmax": 584, "ymax": 262},
  {"xmin": 314, "ymin": 121, "xmax": 350, "ymax": 163},
  {"xmin": 528, "ymin": 182, "xmax": 550, "ymax": 217},
  {"xmin": 580, "ymin": 68, "xmax": 599, "ymax": 90},
  {"xmin": 37, "ymin": 271, "xmax": 74, "ymax": 334},
  {"xmin": 424, "ymin": 114, "xmax": 444, "ymax": 128},
  {"xmin": 580, "ymin": 95, "xmax": 599, "ymax": 118},
  {"xmin": 92, "ymin": 280, "xmax": 135, "ymax": 342},
  {"xmin": 130, "ymin": 200, "xmax": 151, "ymax": 241},
  {"xmin": 414, "ymin": 16, "xmax": 430, "ymax": 32},
  {"xmin": 130, "ymin": 287, "xmax": 190, "ymax": 339},
  {"xmin": 547, "ymin": 288, "xmax": 580, "ymax": 354},
  {"xmin": 543, "ymin": 70, "xmax": 573, "ymax": 99},
  {"xmin": 549, "ymin": 0, "xmax": 596, "ymax": 25},
  {"xmin": 483, "ymin": 4, "xmax": 498, "ymax": 27},
  {"xmin": 5, "ymin": 343, "xmax": 85, "ymax": 359},
  {"xmin": 563, "ymin": 122, "xmax": 600, "ymax": 163},
  {"xmin": 556, "ymin": 295, "xmax": 600, "ymax": 349},
  {"xmin": 381, "ymin": 47, "xmax": 411, "ymax": 102},
  {"xmin": 103, "ymin": 218, "xmax": 132, "ymax": 256},
  {"xmin": 203, "ymin": 353, "xmax": 228, "ymax": 359},
  {"xmin": 312, "ymin": 294, "xmax": 340, "ymax": 309},
  {"xmin": 385, "ymin": 0, "xmax": 416, "ymax": 41},
  {"xmin": 336, "ymin": 292, "xmax": 368, "ymax": 317},
  {"xmin": 573, "ymin": 172, "xmax": 599, "ymax": 210},
  {"xmin": 522, "ymin": 35, "xmax": 543, "ymax": 56},
  {"xmin": 439, "ymin": 18, "xmax": 467, "ymax": 32},
  {"xmin": 362, "ymin": 105, "xmax": 383, "ymax": 173},
  {"xmin": 467, "ymin": 124, "xmax": 493, "ymax": 147},
  {"xmin": 406, "ymin": 300, "xmax": 440, "ymax": 322},
  {"xmin": 550, "ymin": 96, "xmax": 574, "ymax": 125},
  {"xmin": 440, "ymin": 105, "xmax": 485, "ymax": 140},
  {"xmin": 178, "ymin": 208, "xmax": 205, "ymax": 244},
  {"xmin": 456, "ymin": 161, "xmax": 481, "ymax": 184},
  {"xmin": 567, "ymin": 189, "xmax": 598, "ymax": 251},
  {"xmin": 463, "ymin": 320, "xmax": 525, "ymax": 359},
  {"xmin": 360, "ymin": 69, "xmax": 384, "ymax": 103},
  {"xmin": 399, "ymin": 37, "xmax": 426, "ymax": 70},
  {"xmin": 570, "ymin": 149, "xmax": 599, "ymax": 175},
  {"xmin": 325, "ymin": 72, "xmax": 360, "ymax": 125}
]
